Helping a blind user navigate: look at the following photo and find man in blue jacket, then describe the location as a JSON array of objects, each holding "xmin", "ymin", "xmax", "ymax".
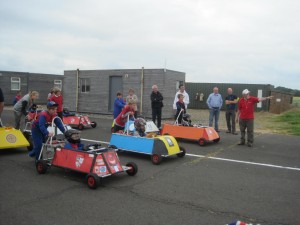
[{"xmin": 206, "ymin": 87, "xmax": 223, "ymax": 132}]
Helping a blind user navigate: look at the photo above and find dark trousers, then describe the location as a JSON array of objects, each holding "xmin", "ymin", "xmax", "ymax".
[
  {"xmin": 152, "ymin": 107, "xmax": 162, "ymax": 128},
  {"xmin": 239, "ymin": 119, "xmax": 254, "ymax": 143},
  {"xmin": 226, "ymin": 109, "xmax": 236, "ymax": 133}
]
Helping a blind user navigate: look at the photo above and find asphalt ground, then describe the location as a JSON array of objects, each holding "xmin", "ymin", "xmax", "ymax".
[{"xmin": 0, "ymin": 109, "xmax": 300, "ymax": 225}]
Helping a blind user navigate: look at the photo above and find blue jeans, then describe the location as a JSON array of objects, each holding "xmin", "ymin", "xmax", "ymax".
[
  {"xmin": 31, "ymin": 127, "xmax": 46, "ymax": 159},
  {"xmin": 209, "ymin": 108, "xmax": 220, "ymax": 131}
]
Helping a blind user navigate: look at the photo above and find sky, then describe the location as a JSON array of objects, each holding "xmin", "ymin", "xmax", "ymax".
[{"xmin": 0, "ymin": 0, "xmax": 299, "ymax": 90}]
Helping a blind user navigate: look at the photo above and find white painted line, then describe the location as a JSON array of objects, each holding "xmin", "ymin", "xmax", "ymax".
[
  {"xmin": 186, "ymin": 153, "xmax": 300, "ymax": 171},
  {"xmin": 81, "ymin": 138, "xmax": 110, "ymax": 145}
]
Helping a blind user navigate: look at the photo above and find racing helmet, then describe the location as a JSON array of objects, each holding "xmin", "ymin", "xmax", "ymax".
[
  {"xmin": 134, "ymin": 118, "xmax": 146, "ymax": 133},
  {"xmin": 183, "ymin": 113, "xmax": 191, "ymax": 120},
  {"xmin": 64, "ymin": 129, "xmax": 81, "ymax": 143},
  {"xmin": 63, "ymin": 107, "xmax": 70, "ymax": 114}
]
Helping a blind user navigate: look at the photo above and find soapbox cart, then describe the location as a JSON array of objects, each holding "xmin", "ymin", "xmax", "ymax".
[
  {"xmin": 62, "ymin": 108, "xmax": 97, "ymax": 130},
  {"xmin": 36, "ymin": 138, "xmax": 138, "ymax": 189},
  {"xmin": 109, "ymin": 120, "xmax": 186, "ymax": 165},
  {"xmin": 0, "ymin": 119, "xmax": 30, "ymax": 150},
  {"xmin": 160, "ymin": 110, "xmax": 220, "ymax": 146}
]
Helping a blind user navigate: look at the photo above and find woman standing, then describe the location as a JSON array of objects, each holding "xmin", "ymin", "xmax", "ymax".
[{"xmin": 13, "ymin": 91, "xmax": 39, "ymax": 129}]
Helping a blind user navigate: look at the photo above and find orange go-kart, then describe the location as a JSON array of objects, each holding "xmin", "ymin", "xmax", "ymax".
[{"xmin": 160, "ymin": 110, "xmax": 220, "ymax": 146}]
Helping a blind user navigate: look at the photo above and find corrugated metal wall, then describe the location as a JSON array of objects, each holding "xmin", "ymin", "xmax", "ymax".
[{"xmin": 186, "ymin": 82, "xmax": 274, "ymax": 111}]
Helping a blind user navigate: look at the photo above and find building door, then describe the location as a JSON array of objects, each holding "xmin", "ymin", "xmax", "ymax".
[{"xmin": 109, "ymin": 76, "xmax": 123, "ymax": 112}]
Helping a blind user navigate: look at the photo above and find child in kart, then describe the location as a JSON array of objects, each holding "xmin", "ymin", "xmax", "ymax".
[
  {"xmin": 64, "ymin": 129, "xmax": 85, "ymax": 150},
  {"xmin": 133, "ymin": 118, "xmax": 147, "ymax": 137},
  {"xmin": 113, "ymin": 99, "xmax": 136, "ymax": 133},
  {"xmin": 182, "ymin": 113, "xmax": 193, "ymax": 126},
  {"xmin": 29, "ymin": 101, "xmax": 65, "ymax": 159},
  {"xmin": 175, "ymin": 94, "xmax": 186, "ymax": 124},
  {"xmin": 64, "ymin": 129, "xmax": 101, "ymax": 151}
]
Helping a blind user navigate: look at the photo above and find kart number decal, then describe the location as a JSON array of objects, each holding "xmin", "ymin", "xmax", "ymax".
[
  {"xmin": 114, "ymin": 166, "xmax": 119, "ymax": 172},
  {"xmin": 100, "ymin": 166, "xmax": 107, "ymax": 173},
  {"xmin": 6, "ymin": 134, "xmax": 17, "ymax": 143},
  {"xmin": 164, "ymin": 137, "xmax": 174, "ymax": 147},
  {"xmin": 75, "ymin": 155, "xmax": 84, "ymax": 168}
]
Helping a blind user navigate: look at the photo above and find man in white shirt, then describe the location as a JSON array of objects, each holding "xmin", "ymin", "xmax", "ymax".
[{"xmin": 173, "ymin": 84, "xmax": 190, "ymax": 112}]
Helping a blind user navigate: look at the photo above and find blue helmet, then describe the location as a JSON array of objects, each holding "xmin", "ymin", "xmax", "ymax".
[{"xmin": 47, "ymin": 101, "xmax": 58, "ymax": 108}]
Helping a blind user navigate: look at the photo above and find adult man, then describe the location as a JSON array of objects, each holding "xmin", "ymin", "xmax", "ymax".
[
  {"xmin": 0, "ymin": 88, "xmax": 4, "ymax": 127},
  {"xmin": 236, "ymin": 89, "xmax": 273, "ymax": 147},
  {"xmin": 150, "ymin": 85, "xmax": 164, "ymax": 129},
  {"xmin": 173, "ymin": 84, "xmax": 189, "ymax": 112},
  {"xmin": 206, "ymin": 87, "xmax": 223, "ymax": 132},
  {"xmin": 225, "ymin": 88, "xmax": 239, "ymax": 135}
]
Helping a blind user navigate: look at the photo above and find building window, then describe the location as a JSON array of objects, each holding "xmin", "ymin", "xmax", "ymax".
[
  {"xmin": 80, "ymin": 78, "xmax": 90, "ymax": 93},
  {"xmin": 54, "ymin": 80, "xmax": 62, "ymax": 90},
  {"xmin": 11, "ymin": 77, "xmax": 21, "ymax": 90}
]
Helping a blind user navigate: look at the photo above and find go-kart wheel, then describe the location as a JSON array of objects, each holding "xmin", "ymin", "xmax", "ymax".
[
  {"xmin": 198, "ymin": 138, "xmax": 206, "ymax": 146},
  {"xmin": 213, "ymin": 137, "xmax": 220, "ymax": 143},
  {"xmin": 151, "ymin": 154, "xmax": 162, "ymax": 165},
  {"xmin": 78, "ymin": 124, "xmax": 84, "ymax": 130},
  {"xmin": 36, "ymin": 160, "xmax": 48, "ymax": 174},
  {"xmin": 177, "ymin": 146, "xmax": 186, "ymax": 157},
  {"xmin": 86, "ymin": 173, "xmax": 100, "ymax": 189},
  {"xmin": 91, "ymin": 122, "xmax": 97, "ymax": 128},
  {"xmin": 126, "ymin": 162, "xmax": 138, "ymax": 176}
]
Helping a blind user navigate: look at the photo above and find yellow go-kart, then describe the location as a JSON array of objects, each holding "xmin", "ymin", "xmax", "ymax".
[{"xmin": 0, "ymin": 120, "xmax": 30, "ymax": 150}]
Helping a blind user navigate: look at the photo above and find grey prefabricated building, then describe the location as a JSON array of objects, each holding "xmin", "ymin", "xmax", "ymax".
[
  {"xmin": 186, "ymin": 83, "xmax": 274, "ymax": 111},
  {"xmin": 0, "ymin": 71, "xmax": 63, "ymax": 105},
  {"xmin": 63, "ymin": 68, "xmax": 185, "ymax": 118}
]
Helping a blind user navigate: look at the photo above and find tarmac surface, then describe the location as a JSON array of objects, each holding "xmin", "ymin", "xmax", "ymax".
[{"xmin": 0, "ymin": 109, "xmax": 300, "ymax": 225}]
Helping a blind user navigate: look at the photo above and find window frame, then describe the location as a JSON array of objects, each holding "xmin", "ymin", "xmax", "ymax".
[
  {"xmin": 80, "ymin": 78, "xmax": 90, "ymax": 93},
  {"xmin": 11, "ymin": 77, "xmax": 21, "ymax": 91}
]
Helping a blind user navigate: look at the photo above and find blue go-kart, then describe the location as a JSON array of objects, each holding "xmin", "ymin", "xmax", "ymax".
[{"xmin": 109, "ymin": 120, "xmax": 186, "ymax": 165}]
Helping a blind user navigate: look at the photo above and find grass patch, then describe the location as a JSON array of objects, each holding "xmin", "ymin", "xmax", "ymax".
[
  {"xmin": 293, "ymin": 96, "xmax": 300, "ymax": 107},
  {"xmin": 268, "ymin": 108, "xmax": 300, "ymax": 136}
]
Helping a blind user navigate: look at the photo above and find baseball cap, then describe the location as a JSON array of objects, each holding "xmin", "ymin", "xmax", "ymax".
[
  {"xmin": 47, "ymin": 101, "xmax": 58, "ymax": 108},
  {"xmin": 242, "ymin": 89, "xmax": 250, "ymax": 95}
]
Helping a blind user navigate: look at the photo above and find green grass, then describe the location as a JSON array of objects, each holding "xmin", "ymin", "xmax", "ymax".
[
  {"xmin": 269, "ymin": 108, "xmax": 300, "ymax": 136},
  {"xmin": 293, "ymin": 96, "xmax": 300, "ymax": 107}
]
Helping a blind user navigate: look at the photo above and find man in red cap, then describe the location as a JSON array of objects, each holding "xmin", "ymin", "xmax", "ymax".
[{"xmin": 236, "ymin": 89, "xmax": 273, "ymax": 147}]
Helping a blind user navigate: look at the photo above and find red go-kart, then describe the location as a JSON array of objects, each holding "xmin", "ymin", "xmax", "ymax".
[
  {"xmin": 62, "ymin": 108, "xmax": 97, "ymax": 130},
  {"xmin": 36, "ymin": 138, "xmax": 138, "ymax": 189}
]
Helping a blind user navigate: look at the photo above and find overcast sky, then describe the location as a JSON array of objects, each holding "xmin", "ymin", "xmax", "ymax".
[{"xmin": 1, "ymin": 0, "xmax": 299, "ymax": 89}]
